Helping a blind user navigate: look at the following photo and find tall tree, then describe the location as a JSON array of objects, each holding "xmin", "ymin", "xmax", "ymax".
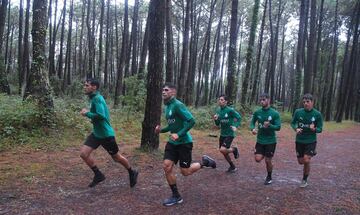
[
  {"xmin": 114, "ymin": 0, "xmax": 129, "ymax": 106},
  {"xmin": 20, "ymin": 0, "xmax": 30, "ymax": 96},
  {"xmin": 57, "ymin": 0, "xmax": 67, "ymax": 80},
  {"xmin": 141, "ymin": 0, "xmax": 165, "ymax": 150},
  {"xmin": 177, "ymin": 0, "xmax": 190, "ymax": 100},
  {"xmin": 293, "ymin": 0, "xmax": 308, "ymax": 112},
  {"xmin": 165, "ymin": 0, "xmax": 174, "ymax": 83},
  {"xmin": 130, "ymin": 0, "xmax": 140, "ymax": 76},
  {"xmin": 63, "ymin": 0, "xmax": 74, "ymax": 89},
  {"xmin": 240, "ymin": 0, "xmax": 260, "ymax": 104},
  {"xmin": 313, "ymin": 0, "xmax": 325, "ymax": 96},
  {"xmin": 97, "ymin": 0, "xmax": 105, "ymax": 79},
  {"xmin": 0, "ymin": 0, "xmax": 10, "ymax": 94},
  {"xmin": 17, "ymin": 0, "xmax": 24, "ymax": 93},
  {"xmin": 250, "ymin": 0, "xmax": 267, "ymax": 104},
  {"xmin": 25, "ymin": 0, "xmax": 54, "ymax": 126},
  {"xmin": 304, "ymin": 0, "xmax": 317, "ymax": 94}
]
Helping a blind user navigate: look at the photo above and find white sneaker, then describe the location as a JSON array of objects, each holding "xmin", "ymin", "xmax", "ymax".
[{"xmin": 300, "ymin": 180, "xmax": 308, "ymax": 188}]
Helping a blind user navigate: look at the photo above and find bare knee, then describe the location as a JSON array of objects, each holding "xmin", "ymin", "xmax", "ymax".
[
  {"xmin": 255, "ymin": 155, "xmax": 263, "ymax": 163},
  {"xmin": 297, "ymin": 158, "xmax": 304, "ymax": 164},
  {"xmin": 265, "ymin": 157, "xmax": 272, "ymax": 164},
  {"xmin": 219, "ymin": 147, "xmax": 227, "ymax": 155},
  {"xmin": 80, "ymin": 150, "xmax": 90, "ymax": 160},
  {"xmin": 163, "ymin": 162, "xmax": 173, "ymax": 174},
  {"xmin": 180, "ymin": 168, "xmax": 191, "ymax": 176}
]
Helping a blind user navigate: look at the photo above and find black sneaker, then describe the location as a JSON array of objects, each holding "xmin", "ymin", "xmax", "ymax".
[
  {"xmin": 233, "ymin": 147, "xmax": 239, "ymax": 159},
  {"xmin": 202, "ymin": 155, "xmax": 216, "ymax": 168},
  {"xmin": 264, "ymin": 176, "xmax": 272, "ymax": 185},
  {"xmin": 163, "ymin": 195, "xmax": 183, "ymax": 206},
  {"xmin": 226, "ymin": 166, "xmax": 237, "ymax": 173},
  {"xmin": 129, "ymin": 170, "xmax": 139, "ymax": 188},
  {"xmin": 88, "ymin": 173, "xmax": 106, "ymax": 188}
]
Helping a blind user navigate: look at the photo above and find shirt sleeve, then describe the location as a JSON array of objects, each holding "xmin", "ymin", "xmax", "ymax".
[
  {"xmin": 290, "ymin": 110, "xmax": 298, "ymax": 131},
  {"xmin": 315, "ymin": 112, "xmax": 323, "ymax": 133},
  {"xmin": 269, "ymin": 112, "xmax": 281, "ymax": 131},
  {"xmin": 85, "ymin": 97, "xmax": 106, "ymax": 121},
  {"xmin": 232, "ymin": 109, "xmax": 242, "ymax": 128},
  {"xmin": 249, "ymin": 112, "xmax": 257, "ymax": 130},
  {"xmin": 176, "ymin": 104, "xmax": 195, "ymax": 137}
]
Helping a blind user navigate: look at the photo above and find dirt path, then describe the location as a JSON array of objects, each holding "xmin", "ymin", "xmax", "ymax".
[{"xmin": 1, "ymin": 124, "xmax": 360, "ymax": 215}]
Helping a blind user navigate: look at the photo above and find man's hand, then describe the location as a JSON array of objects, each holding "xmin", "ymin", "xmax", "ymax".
[
  {"xmin": 230, "ymin": 126, "xmax": 237, "ymax": 132},
  {"xmin": 263, "ymin": 121, "xmax": 270, "ymax": 128},
  {"xmin": 310, "ymin": 123, "xmax": 316, "ymax": 131},
  {"xmin": 80, "ymin": 108, "xmax": 88, "ymax": 116},
  {"xmin": 155, "ymin": 125, "xmax": 161, "ymax": 134},
  {"xmin": 296, "ymin": 128, "xmax": 303, "ymax": 134},
  {"xmin": 170, "ymin": 133, "xmax": 179, "ymax": 141},
  {"xmin": 251, "ymin": 129, "xmax": 257, "ymax": 135},
  {"xmin": 213, "ymin": 114, "xmax": 219, "ymax": 120}
]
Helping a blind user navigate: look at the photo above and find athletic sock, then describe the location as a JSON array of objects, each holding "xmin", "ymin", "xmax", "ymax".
[
  {"xmin": 303, "ymin": 174, "xmax": 309, "ymax": 181},
  {"xmin": 267, "ymin": 171, "xmax": 272, "ymax": 179},
  {"xmin": 91, "ymin": 166, "xmax": 102, "ymax": 176},
  {"xmin": 170, "ymin": 184, "xmax": 181, "ymax": 198},
  {"xmin": 127, "ymin": 167, "xmax": 133, "ymax": 174}
]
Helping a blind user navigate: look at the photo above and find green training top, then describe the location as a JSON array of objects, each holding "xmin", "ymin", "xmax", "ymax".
[
  {"xmin": 85, "ymin": 91, "xmax": 115, "ymax": 139},
  {"xmin": 214, "ymin": 106, "xmax": 242, "ymax": 137},
  {"xmin": 160, "ymin": 97, "xmax": 195, "ymax": 145},
  {"xmin": 291, "ymin": 108, "xmax": 323, "ymax": 144},
  {"xmin": 249, "ymin": 107, "xmax": 281, "ymax": 144}
]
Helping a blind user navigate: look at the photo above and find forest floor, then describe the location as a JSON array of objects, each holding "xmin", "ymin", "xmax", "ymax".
[{"xmin": 0, "ymin": 123, "xmax": 360, "ymax": 215}]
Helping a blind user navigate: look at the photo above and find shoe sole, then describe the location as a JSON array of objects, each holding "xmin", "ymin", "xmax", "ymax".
[
  {"xmin": 88, "ymin": 176, "xmax": 106, "ymax": 188},
  {"xmin": 300, "ymin": 184, "xmax": 308, "ymax": 188},
  {"xmin": 264, "ymin": 180, "xmax": 272, "ymax": 185},
  {"xmin": 163, "ymin": 199, "xmax": 183, "ymax": 206},
  {"xmin": 226, "ymin": 168, "xmax": 237, "ymax": 173},
  {"xmin": 202, "ymin": 155, "xmax": 217, "ymax": 168},
  {"xmin": 130, "ymin": 171, "xmax": 139, "ymax": 188}
]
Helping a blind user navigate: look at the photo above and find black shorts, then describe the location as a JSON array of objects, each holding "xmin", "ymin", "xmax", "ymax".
[
  {"xmin": 163, "ymin": 142, "xmax": 193, "ymax": 168},
  {"xmin": 219, "ymin": 136, "xmax": 234, "ymax": 149},
  {"xmin": 84, "ymin": 133, "xmax": 119, "ymax": 155},
  {"xmin": 254, "ymin": 143, "xmax": 276, "ymax": 158},
  {"xmin": 296, "ymin": 142, "xmax": 317, "ymax": 158}
]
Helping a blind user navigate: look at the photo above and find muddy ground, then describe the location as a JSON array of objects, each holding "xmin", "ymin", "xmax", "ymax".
[{"xmin": 1, "ymin": 124, "xmax": 360, "ymax": 215}]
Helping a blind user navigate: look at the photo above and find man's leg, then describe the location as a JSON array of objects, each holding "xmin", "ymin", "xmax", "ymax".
[
  {"xmin": 80, "ymin": 145, "xmax": 105, "ymax": 187},
  {"xmin": 220, "ymin": 147, "xmax": 236, "ymax": 172},
  {"xmin": 264, "ymin": 157, "xmax": 273, "ymax": 185},
  {"xmin": 163, "ymin": 159, "xmax": 183, "ymax": 206},
  {"xmin": 112, "ymin": 153, "xmax": 138, "ymax": 188}
]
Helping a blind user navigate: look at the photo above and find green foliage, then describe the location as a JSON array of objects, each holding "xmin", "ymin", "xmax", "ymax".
[
  {"xmin": 0, "ymin": 94, "xmax": 90, "ymax": 151},
  {"xmin": 117, "ymin": 76, "xmax": 146, "ymax": 116},
  {"xmin": 65, "ymin": 80, "xmax": 85, "ymax": 99}
]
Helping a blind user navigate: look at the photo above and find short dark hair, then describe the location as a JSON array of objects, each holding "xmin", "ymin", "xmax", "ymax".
[
  {"xmin": 163, "ymin": 82, "xmax": 177, "ymax": 90},
  {"xmin": 259, "ymin": 93, "xmax": 270, "ymax": 99},
  {"xmin": 86, "ymin": 78, "xmax": 100, "ymax": 89},
  {"xmin": 219, "ymin": 94, "xmax": 229, "ymax": 101},
  {"xmin": 302, "ymin": 93, "xmax": 313, "ymax": 101}
]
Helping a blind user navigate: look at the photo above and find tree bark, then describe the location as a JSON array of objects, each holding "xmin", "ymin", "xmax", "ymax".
[{"xmin": 141, "ymin": 0, "xmax": 165, "ymax": 150}]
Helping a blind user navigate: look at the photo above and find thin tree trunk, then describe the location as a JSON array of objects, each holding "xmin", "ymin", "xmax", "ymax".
[
  {"xmin": 240, "ymin": 0, "xmax": 260, "ymax": 104},
  {"xmin": 165, "ymin": 0, "xmax": 174, "ymax": 83},
  {"xmin": 304, "ymin": 0, "xmax": 316, "ymax": 94},
  {"xmin": 130, "ymin": 0, "xmax": 139, "ymax": 76},
  {"xmin": 20, "ymin": 0, "xmax": 30, "ymax": 97}
]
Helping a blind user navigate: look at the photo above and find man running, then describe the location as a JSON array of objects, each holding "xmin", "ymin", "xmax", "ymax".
[
  {"xmin": 80, "ymin": 79, "xmax": 138, "ymax": 188},
  {"xmin": 155, "ymin": 83, "xmax": 216, "ymax": 206},
  {"xmin": 291, "ymin": 93, "xmax": 323, "ymax": 188},
  {"xmin": 213, "ymin": 95, "xmax": 241, "ymax": 172},
  {"xmin": 250, "ymin": 93, "xmax": 281, "ymax": 185}
]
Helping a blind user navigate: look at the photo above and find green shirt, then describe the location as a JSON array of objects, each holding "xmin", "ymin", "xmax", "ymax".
[
  {"xmin": 249, "ymin": 107, "xmax": 281, "ymax": 144},
  {"xmin": 291, "ymin": 108, "xmax": 323, "ymax": 144},
  {"xmin": 85, "ymin": 91, "xmax": 115, "ymax": 139},
  {"xmin": 214, "ymin": 106, "xmax": 242, "ymax": 137},
  {"xmin": 160, "ymin": 98, "xmax": 195, "ymax": 145}
]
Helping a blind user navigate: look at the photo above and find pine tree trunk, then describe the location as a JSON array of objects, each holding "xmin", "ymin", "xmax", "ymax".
[
  {"xmin": 240, "ymin": 0, "xmax": 259, "ymax": 104},
  {"xmin": 20, "ymin": 0, "xmax": 30, "ymax": 97},
  {"xmin": 17, "ymin": 0, "xmax": 24, "ymax": 94},
  {"xmin": 130, "ymin": 0, "xmax": 139, "ymax": 76},
  {"xmin": 25, "ymin": 0, "xmax": 54, "ymax": 126},
  {"xmin": 165, "ymin": 0, "xmax": 174, "ymax": 83},
  {"xmin": 141, "ymin": 0, "xmax": 165, "ymax": 150}
]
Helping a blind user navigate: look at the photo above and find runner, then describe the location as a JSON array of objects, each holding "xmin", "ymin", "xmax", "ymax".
[
  {"xmin": 155, "ymin": 83, "xmax": 216, "ymax": 206},
  {"xmin": 291, "ymin": 93, "xmax": 323, "ymax": 188},
  {"xmin": 80, "ymin": 79, "xmax": 138, "ymax": 188},
  {"xmin": 250, "ymin": 93, "xmax": 281, "ymax": 185},
  {"xmin": 213, "ymin": 95, "xmax": 241, "ymax": 172}
]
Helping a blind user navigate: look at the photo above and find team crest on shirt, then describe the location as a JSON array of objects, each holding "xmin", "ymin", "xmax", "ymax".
[
  {"xmin": 225, "ymin": 113, "xmax": 228, "ymax": 118},
  {"xmin": 169, "ymin": 110, "xmax": 172, "ymax": 116},
  {"xmin": 311, "ymin": 116, "xmax": 315, "ymax": 122},
  {"xmin": 268, "ymin": 116, "xmax": 272, "ymax": 121}
]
